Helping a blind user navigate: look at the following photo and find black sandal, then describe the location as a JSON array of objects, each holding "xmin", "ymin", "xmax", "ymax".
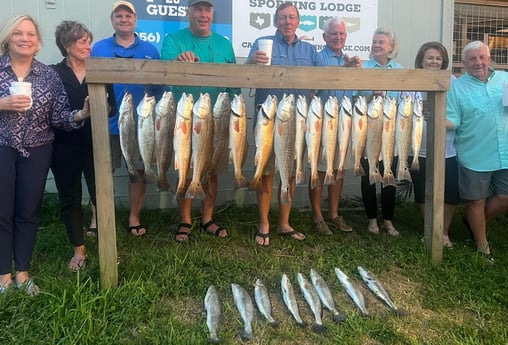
[
  {"xmin": 175, "ymin": 223, "xmax": 192, "ymax": 243},
  {"xmin": 200, "ymin": 220, "xmax": 228, "ymax": 238}
]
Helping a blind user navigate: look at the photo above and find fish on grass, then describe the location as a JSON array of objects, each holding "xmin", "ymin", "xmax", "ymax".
[
  {"xmin": 274, "ymin": 93, "xmax": 296, "ymax": 204},
  {"xmin": 310, "ymin": 268, "xmax": 346, "ymax": 323},
  {"xmin": 357, "ymin": 266, "xmax": 407, "ymax": 317},
  {"xmin": 137, "ymin": 92, "xmax": 157, "ymax": 184},
  {"xmin": 186, "ymin": 93, "xmax": 214, "ymax": 200},
  {"xmin": 249, "ymin": 95, "xmax": 277, "ymax": 192},
  {"xmin": 229, "ymin": 94, "xmax": 249, "ymax": 190},
  {"xmin": 334, "ymin": 267, "xmax": 369, "ymax": 317},
  {"xmin": 297, "ymin": 273, "xmax": 327, "ymax": 333},
  {"xmin": 231, "ymin": 283, "xmax": 255, "ymax": 341},
  {"xmin": 173, "ymin": 92, "xmax": 193, "ymax": 198},
  {"xmin": 204, "ymin": 285, "xmax": 221, "ymax": 343},
  {"xmin": 281, "ymin": 273, "xmax": 307, "ymax": 328},
  {"xmin": 118, "ymin": 92, "xmax": 141, "ymax": 183},
  {"xmin": 254, "ymin": 278, "xmax": 279, "ymax": 327},
  {"xmin": 154, "ymin": 90, "xmax": 176, "ymax": 192}
]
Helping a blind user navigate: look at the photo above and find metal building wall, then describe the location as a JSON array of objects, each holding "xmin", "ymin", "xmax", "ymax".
[{"xmin": 0, "ymin": 0, "xmax": 454, "ymax": 208}]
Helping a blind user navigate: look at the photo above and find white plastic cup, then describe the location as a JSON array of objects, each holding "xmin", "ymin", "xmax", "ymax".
[
  {"xmin": 10, "ymin": 81, "xmax": 33, "ymax": 109},
  {"xmin": 257, "ymin": 39, "xmax": 273, "ymax": 65},
  {"xmin": 503, "ymin": 84, "xmax": 508, "ymax": 107}
]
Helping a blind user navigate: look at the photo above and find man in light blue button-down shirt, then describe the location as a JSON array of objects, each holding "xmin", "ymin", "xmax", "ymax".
[{"xmin": 447, "ymin": 40, "xmax": 508, "ymax": 263}]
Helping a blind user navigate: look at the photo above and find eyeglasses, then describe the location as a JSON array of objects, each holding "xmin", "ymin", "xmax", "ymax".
[{"xmin": 113, "ymin": 45, "xmax": 136, "ymax": 58}]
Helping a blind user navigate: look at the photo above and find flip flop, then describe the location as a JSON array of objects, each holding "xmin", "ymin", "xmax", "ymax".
[
  {"xmin": 255, "ymin": 232, "xmax": 270, "ymax": 247},
  {"xmin": 277, "ymin": 230, "xmax": 305, "ymax": 241},
  {"xmin": 128, "ymin": 224, "xmax": 146, "ymax": 237}
]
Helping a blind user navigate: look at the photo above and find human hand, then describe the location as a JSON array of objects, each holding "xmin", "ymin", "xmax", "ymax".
[
  {"xmin": 176, "ymin": 51, "xmax": 199, "ymax": 62},
  {"xmin": 249, "ymin": 50, "xmax": 270, "ymax": 65},
  {"xmin": 0, "ymin": 95, "xmax": 32, "ymax": 112},
  {"xmin": 344, "ymin": 54, "xmax": 362, "ymax": 67},
  {"xmin": 74, "ymin": 97, "xmax": 90, "ymax": 121}
]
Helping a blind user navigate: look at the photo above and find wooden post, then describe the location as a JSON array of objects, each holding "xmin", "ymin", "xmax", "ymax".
[
  {"xmin": 85, "ymin": 58, "xmax": 451, "ymax": 287},
  {"xmin": 87, "ymin": 83, "xmax": 118, "ymax": 289},
  {"xmin": 423, "ymin": 92, "xmax": 447, "ymax": 263}
]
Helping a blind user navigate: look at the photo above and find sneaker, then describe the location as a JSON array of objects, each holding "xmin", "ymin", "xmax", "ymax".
[
  {"xmin": 314, "ymin": 220, "xmax": 333, "ymax": 235},
  {"xmin": 328, "ymin": 216, "xmax": 353, "ymax": 232}
]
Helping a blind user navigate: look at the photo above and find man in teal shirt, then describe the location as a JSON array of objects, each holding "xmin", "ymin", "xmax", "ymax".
[
  {"xmin": 447, "ymin": 40, "xmax": 508, "ymax": 263},
  {"xmin": 160, "ymin": 0, "xmax": 238, "ymax": 243}
]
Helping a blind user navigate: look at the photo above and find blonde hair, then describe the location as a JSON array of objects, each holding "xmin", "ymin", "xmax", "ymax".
[
  {"xmin": 0, "ymin": 14, "xmax": 41, "ymax": 55},
  {"xmin": 370, "ymin": 27, "xmax": 399, "ymax": 59}
]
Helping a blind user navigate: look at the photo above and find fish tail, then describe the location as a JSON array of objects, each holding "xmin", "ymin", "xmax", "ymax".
[
  {"xmin": 280, "ymin": 187, "xmax": 292, "ymax": 205},
  {"xmin": 354, "ymin": 165, "xmax": 365, "ymax": 176},
  {"xmin": 311, "ymin": 323, "xmax": 327, "ymax": 334},
  {"xmin": 234, "ymin": 174, "xmax": 249, "ymax": 190},
  {"xmin": 234, "ymin": 189, "xmax": 246, "ymax": 206},
  {"xmin": 295, "ymin": 170, "xmax": 304, "ymax": 185},
  {"xmin": 310, "ymin": 172, "xmax": 320, "ymax": 190},
  {"xmin": 332, "ymin": 312, "xmax": 347, "ymax": 323},
  {"xmin": 394, "ymin": 308, "xmax": 407, "ymax": 317},
  {"xmin": 240, "ymin": 331, "xmax": 253, "ymax": 341},
  {"xmin": 336, "ymin": 168, "xmax": 345, "ymax": 180},
  {"xmin": 410, "ymin": 157, "xmax": 420, "ymax": 171},
  {"xmin": 143, "ymin": 168, "xmax": 158, "ymax": 184},
  {"xmin": 128, "ymin": 170, "xmax": 142, "ymax": 183},
  {"xmin": 157, "ymin": 178, "xmax": 171, "ymax": 192},
  {"xmin": 369, "ymin": 171, "xmax": 383, "ymax": 185},
  {"xmin": 248, "ymin": 174, "xmax": 262, "ymax": 191},
  {"xmin": 296, "ymin": 321, "xmax": 308, "ymax": 328},
  {"xmin": 185, "ymin": 182, "xmax": 206, "ymax": 200},
  {"xmin": 382, "ymin": 171, "xmax": 397, "ymax": 187},
  {"xmin": 268, "ymin": 320, "xmax": 280, "ymax": 328},
  {"xmin": 397, "ymin": 168, "xmax": 412, "ymax": 183},
  {"xmin": 323, "ymin": 172, "xmax": 335, "ymax": 185}
]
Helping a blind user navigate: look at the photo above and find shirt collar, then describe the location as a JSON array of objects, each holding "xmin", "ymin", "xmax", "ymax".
[{"xmin": 275, "ymin": 30, "xmax": 300, "ymax": 45}]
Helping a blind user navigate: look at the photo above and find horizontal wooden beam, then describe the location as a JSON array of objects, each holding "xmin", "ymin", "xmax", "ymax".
[{"xmin": 86, "ymin": 57, "xmax": 451, "ymax": 92}]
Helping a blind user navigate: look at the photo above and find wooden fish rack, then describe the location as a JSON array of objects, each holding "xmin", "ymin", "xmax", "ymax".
[{"xmin": 85, "ymin": 57, "xmax": 451, "ymax": 288}]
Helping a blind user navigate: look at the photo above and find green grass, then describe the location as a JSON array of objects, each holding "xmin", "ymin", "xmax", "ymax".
[{"xmin": 1, "ymin": 193, "xmax": 507, "ymax": 345}]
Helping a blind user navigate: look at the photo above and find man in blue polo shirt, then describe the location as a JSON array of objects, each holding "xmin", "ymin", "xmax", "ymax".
[
  {"xmin": 246, "ymin": 3, "xmax": 324, "ymax": 247},
  {"xmin": 91, "ymin": 0, "xmax": 162, "ymax": 237}
]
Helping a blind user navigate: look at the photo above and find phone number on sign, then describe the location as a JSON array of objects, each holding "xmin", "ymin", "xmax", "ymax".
[{"xmin": 136, "ymin": 32, "xmax": 161, "ymax": 44}]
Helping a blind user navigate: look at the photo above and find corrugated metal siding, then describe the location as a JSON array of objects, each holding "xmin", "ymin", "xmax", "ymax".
[{"xmin": 1, "ymin": 0, "xmax": 453, "ymax": 208}]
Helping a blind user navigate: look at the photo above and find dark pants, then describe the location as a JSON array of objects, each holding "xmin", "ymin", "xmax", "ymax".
[
  {"xmin": 51, "ymin": 142, "xmax": 96, "ymax": 247},
  {"xmin": 0, "ymin": 144, "xmax": 52, "ymax": 274},
  {"xmin": 360, "ymin": 157, "xmax": 396, "ymax": 221}
]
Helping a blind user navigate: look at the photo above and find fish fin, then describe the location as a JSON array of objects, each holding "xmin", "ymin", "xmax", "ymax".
[
  {"xmin": 310, "ymin": 173, "xmax": 320, "ymax": 190},
  {"xmin": 410, "ymin": 158, "xmax": 420, "ymax": 171},
  {"xmin": 248, "ymin": 174, "xmax": 261, "ymax": 192},
  {"xmin": 336, "ymin": 168, "xmax": 345, "ymax": 180},
  {"xmin": 234, "ymin": 175, "xmax": 249, "ymax": 190},
  {"xmin": 354, "ymin": 165, "xmax": 365, "ymax": 176},
  {"xmin": 382, "ymin": 172, "xmax": 396, "ymax": 187},
  {"xmin": 143, "ymin": 169, "xmax": 158, "ymax": 184},
  {"xmin": 332, "ymin": 312, "xmax": 347, "ymax": 323},
  {"xmin": 295, "ymin": 170, "xmax": 304, "ymax": 185},
  {"xmin": 397, "ymin": 168, "xmax": 412, "ymax": 183},
  {"xmin": 268, "ymin": 320, "xmax": 280, "ymax": 328},
  {"xmin": 157, "ymin": 178, "xmax": 171, "ymax": 192},
  {"xmin": 128, "ymin": 170, "xmax": 142, "ymax": 183},
  {"xmin": 311, "ymin": 323, "xmax": 327, "ymax": 334},
  {"xmin": 369, "ymin": 171, "xmax": 383, "ymax": 185},
  {"xmin": 185, "ymin": 182, "xmax": 206, "ymax": 200},
  {"xmin": 296, "ymin": 321, "xmax": 308, "ymax": 328},
  {"xmin": 280, "ymin": 187, "xmax": 292, "ymax": 205}
]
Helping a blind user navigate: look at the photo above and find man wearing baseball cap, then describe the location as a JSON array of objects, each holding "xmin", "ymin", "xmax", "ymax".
[
  {"xmin": 161, "ymin": 0, "xmax": 237, "ymax": 243},
  {"xmin": 91, "ymin": 1, "xmax": 164, "ymax": 237}
]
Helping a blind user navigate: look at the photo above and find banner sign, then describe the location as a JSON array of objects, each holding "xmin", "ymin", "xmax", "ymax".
[{"xmin": 132, "ymin": 0, "xmax": 377, "ymax": 60}]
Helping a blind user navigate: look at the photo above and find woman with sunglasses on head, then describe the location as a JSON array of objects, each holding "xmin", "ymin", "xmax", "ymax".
[
  {"xmin": 51, "ymin": 20, "xmax": 117, "ymax": 271},
  {"xmin": 0, "ymin": 14, "xmax": 90, "ymax": 295}
]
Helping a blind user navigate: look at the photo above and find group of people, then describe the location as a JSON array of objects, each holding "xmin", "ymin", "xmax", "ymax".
[{"xmin": 1, "ymin": 0, "xmax": 507, "ymax": 295}]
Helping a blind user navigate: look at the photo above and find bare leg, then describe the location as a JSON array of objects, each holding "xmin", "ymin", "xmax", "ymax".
[
  {"xmin": 277, "ymin": 176, "xmax": 305, "ymax": 240},
  {"xmin": 200, "ymin": 174, "xmax": 227, "ymax": 237},
  {"xmin": 128, "ymin": 170, "xmax": 146, "ymax": 236},
  {"xmin": 309, "ymin": 171, "xmax": 325, "ymax": 223},
  {"xmin": 176, "ymin": 178, "xmax": 193, "ymax": 242},
  {"xmin": 0, "ymin": 273, "xmax": 12, "ymax": 289},
  {"xmin": 256, "ymin": 174, "xmax": 273, "ymax": 246},
  {"xmin": 484, "ymin": 194, "xmax": 508, "ymax": 222},
  {"xmin": 327, "ymin": 173, "xmax": 340, "ymax": 220},
  {"xmin": 89, "ymin": 201, "xmax": 97, "ymax": 229},
  {"xmin": 466, "ymin": 199, "xmax": 488, "ymax": 253}
]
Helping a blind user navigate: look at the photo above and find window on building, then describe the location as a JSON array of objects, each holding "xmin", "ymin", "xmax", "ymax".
[{"xmin": 453, "ymin": 1, "xmax": 508, "ymax": 75}]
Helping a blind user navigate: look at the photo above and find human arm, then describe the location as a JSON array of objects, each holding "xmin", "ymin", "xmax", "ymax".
[{"xmin": 0, "ymin": 95, "xmax": 32, "ymax": 112}]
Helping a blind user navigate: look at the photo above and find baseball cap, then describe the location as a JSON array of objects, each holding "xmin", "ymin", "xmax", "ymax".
[
  {"xmin": 112, "ymin": 1, "xmax": 136, "ymax": 14},
  {"xmin": 188, "ymin": 0, "xmax": 214, "ymax": 6}
]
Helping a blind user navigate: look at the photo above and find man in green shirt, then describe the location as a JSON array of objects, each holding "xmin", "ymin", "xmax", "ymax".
[{"xmin": 161, "ymin": 0, "xmax": 238, "ymax": 243}]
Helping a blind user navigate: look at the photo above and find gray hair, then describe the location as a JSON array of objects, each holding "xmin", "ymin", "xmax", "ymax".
[
  {"xmin": 322, "ymin": 16, "xmax": 346, "ymax": 34},
  {"xmin": 370, "ymin": 27, "xmax": 399, "ymax": 59},
  {"xmin": 0, "ymin": 14, "xmax": 42, "ymax": 55},
  {"xmin": 462, "ymin": 40, "xmax": 490, "ymax": 61}
]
